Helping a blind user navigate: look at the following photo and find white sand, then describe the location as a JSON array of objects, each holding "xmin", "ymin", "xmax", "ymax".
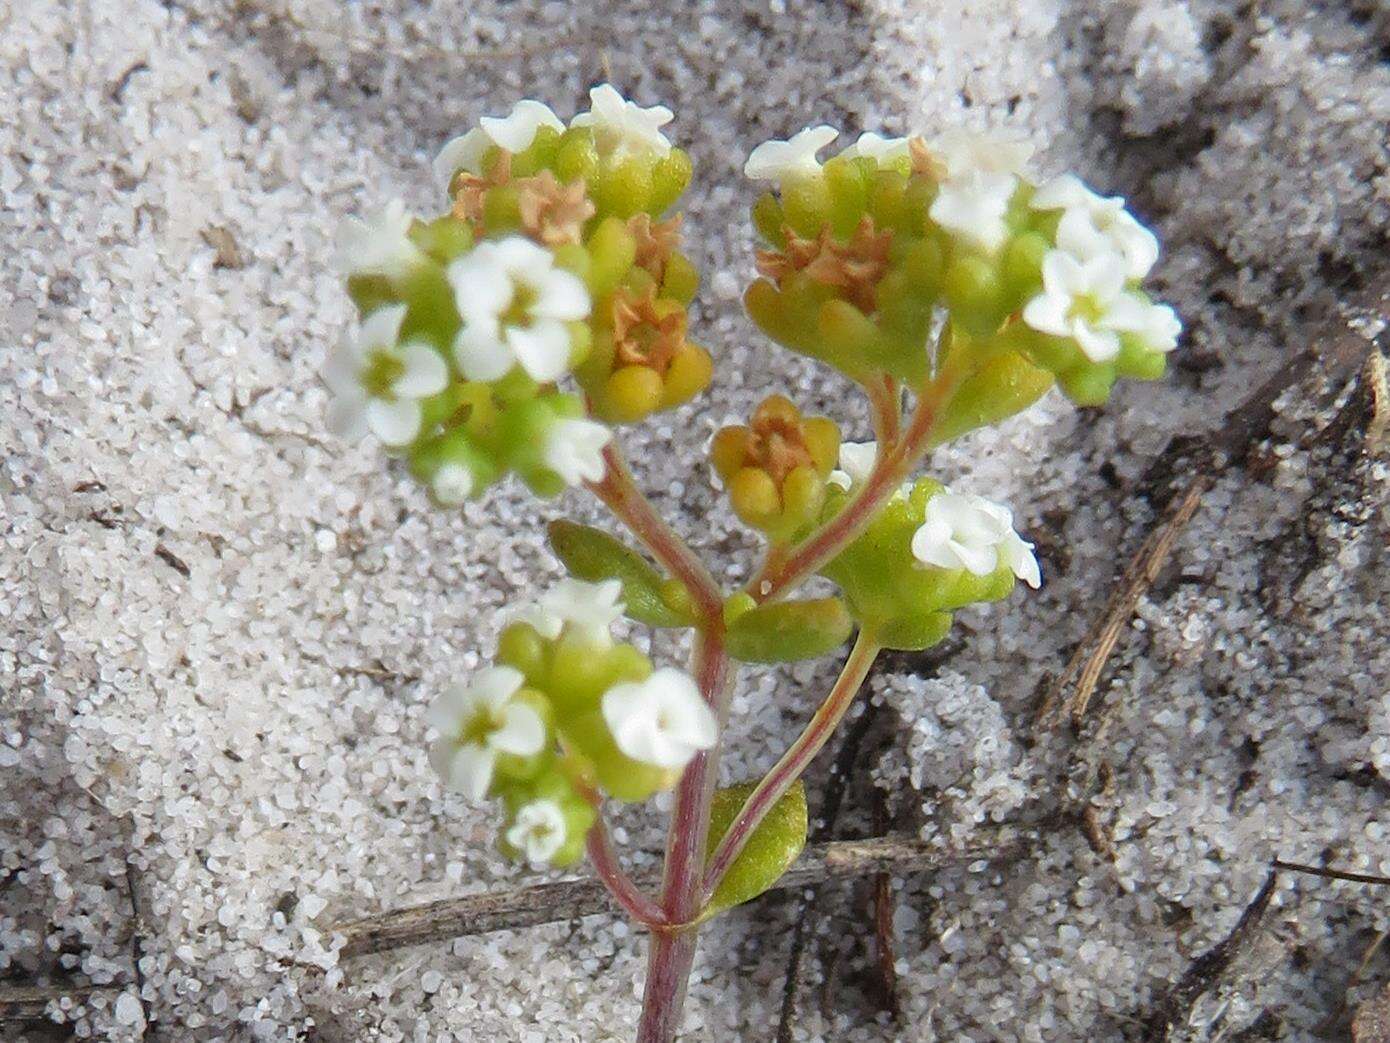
[{"xmin": 2, "ymin": 0, "xmax": 1388, "ymax": 1039}]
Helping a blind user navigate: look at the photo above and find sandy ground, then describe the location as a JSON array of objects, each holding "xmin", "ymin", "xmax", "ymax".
[{"xmin": 2, "ymin": 0, "xmax": 1388, "ymax": 1039}]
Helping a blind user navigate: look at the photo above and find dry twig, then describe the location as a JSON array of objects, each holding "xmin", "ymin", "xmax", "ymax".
[
  {"xmin": 0, "ymin": 983, "xmax": 120, "ymax": 1022},
  {"xmin": 333, "ymin": 829, "xmax": 1028, "ymax": 959},
  {"xmin": 1139, "ymin": 867, "xmax": 1281, "ymax": 1042}
]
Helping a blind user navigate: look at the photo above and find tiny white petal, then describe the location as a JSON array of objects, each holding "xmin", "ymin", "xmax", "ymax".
[
  {"xmin": 928, "ymin": 170, "xmax": 1017, "ymax": 254},
  {"xmin": 333, "ymin": 200, "xmax": 422, "ymax": 279},
  {"xmin": 1021, "ymin": 293, "xmax": 1070, "ymax": 338},
  {"xmin": 743, "ymin": 125, "xmax": 838, "ymax": 181},
  {"xmin": 490, "ymin": 701, "xmax": 546, "ymax": 757},
  {"xmin": 841, "ymin": 132, "xmax": 910, "ymax": 163},
  {"xmin": 1072, "ymin": 322, "xmax": 1120, "ymax": 363},
  {"xmin": 359, "ymin": 302, "xmax": 409, "ymax": 351},
  {"xmin": 506, "ymin": 320, "xmax": 573, "ymax": 383},
  {"xmin": 515, "ymin": 577, "xmax": 624, "ymax": 647},
  {"xmin": 453, "ymin": 320, "xmax": 514, "ymax": 382},
  {"xmin": 515, "ymin": 604, "xmax": 564, "ymax": 641},
  {"xmin": 530, "ymin": 267, "xmax": 591, "ymax": 321},
  {"xmin": 932, "ymin": 129, "xmax": 1034, "ymax": 179},
  {"xmin": 434, "ymin": 129, "xmax": 490, "ymax": 188},
  {"xmin": 487, "ymin": 235, "xmax": 552, "ymax": 272},
  {"xmin": 571, "ymin": 83, "xmax": 673, "ymax": 157},
  {"xmin": 601, "ymin": 668, "xmax": 717, "ymax": 770},
  {"xmin": 449, "ymin": 253, "xmax": 515, "ymax": 325},
  {"xmin": 446, "ymin": 237, "xmax": 590, "ymax": 384},
  {"xmin": 542, "ymin": 417, "xmax": 612, "ymax": 487},
  {"xmin": 325, "ymin": 391, "xmax": 370, "ymax": 442},
  {"xmin": 447, "ymin": 743, "xmax": 497, "ymax": 801},
  {"xmin": 506, "ymin": 800, "xmax": 568, "ymax": 863},
  {"xmin": 1035, "ymin": 176, "xmax": 1160, "ymax": 280},
  {"xmin": 365, "ymin": 398, "xmax": 422, "ymax": 446},
  {"xmin": 479, "ymin": 99, "xmax": 563, "ymax": 153},
  {"xmin": 1029, "ymin": 174, "xmax": 1091, "ymax": 212},
  {"xmin": 472, "ymin": 665, "xmax": 526, "ymax": 710},
  {"xmin": 1022, "ymin": 249, "xmax": 1159, "ymax": 363},
  {"xmin": 392, "ymin": 341, "xmax": 449, "ymax": 399},
  {"xmin": 837, "ymin": 442, "xmax": 878, "ymax": 486},
  {"xmin": 432, "ymin": 463, "xmax": 476, "ymax": 506},
  {"xmin": 910, "ymin": 491, "xmax": 1039, "ymax": 589}
]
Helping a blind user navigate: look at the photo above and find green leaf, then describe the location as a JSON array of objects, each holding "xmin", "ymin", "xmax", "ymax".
[
  {"xmin": 929, "ymin": 350, "xmax": 1054, "ymax": 447},
  {"xmin": 547, "ymin": 521, "xmax": 691, "ymax": 628},
  {"xmin": 724, "ymin": 597, "xmax": 852, "ymax": 663},
  {"xmin": 705, "ymin": 780, "xmax": 807, "ymax": 914}
]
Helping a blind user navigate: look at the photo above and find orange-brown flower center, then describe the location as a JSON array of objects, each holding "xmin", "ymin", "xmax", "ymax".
[
  {"xmin": 755, "ymin": 215, "xmax": 893, "ymax": 313},
  {"xmin": 611, "ymin": 288, "xmax": 686, "ymax": 374}
]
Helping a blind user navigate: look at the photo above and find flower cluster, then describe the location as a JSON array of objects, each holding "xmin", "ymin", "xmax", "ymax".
[
  {"xmin": 426, "ymin": 579, "xmax": 717, "ymax": 865},
  {"xmin": 742, "ymin": 125, "xmax": 1181, "ymax": 407},
  {"xmin": 709, "ymin": 395, "xmax": 841, "ymax": 541},
  {"xmin": 327, "ymin": 85, "xmax": 712, "ymax": 508},
  {"xmin": 818, "ymin": 442, "xmax": 1040, "ymax": 650}
]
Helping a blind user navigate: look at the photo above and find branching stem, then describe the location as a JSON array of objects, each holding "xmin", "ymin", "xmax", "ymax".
[
  {"xmin": 589, "ymin": 442, "xmax": 723, "ymax": 623},
  {"xmin": 701, "ymin": 630, "xmax": 882, "ymax": 901}
]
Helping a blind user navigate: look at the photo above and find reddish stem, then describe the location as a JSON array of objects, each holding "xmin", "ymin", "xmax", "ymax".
[
  {"xmin": 867, "ymin": 372, "xmax": 901, "ymax": 446},
  {"xmin": 590, "ymin": 442, "xmax": 723, "ymax": 623},
  {"xmin": 701, "ymin": 631, "xmax": 881, "ymax": 901},
  {"xmin": 746, "ymin": 328, "xmax": 969, "ymax": 605},
  {"xmin": 585, "ymin": 814, "xmax": 668, "ymax": 928},
  {"xmin": 636, "ymin": 630, "xmax": 732, "ymax": 1043}
]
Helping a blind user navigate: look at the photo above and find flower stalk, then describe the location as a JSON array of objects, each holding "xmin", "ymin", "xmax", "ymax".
[{"xmin": 325, "ymin": 89, "xmax": 1180, "ymax": 1039}]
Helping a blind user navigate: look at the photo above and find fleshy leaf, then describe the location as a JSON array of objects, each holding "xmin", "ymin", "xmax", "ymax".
[
  {"xmin": 724, "ymin": 597, "xmax": 853, "ymax": 663},
  {"xmin": 547, "ymin": 520, "xmax": 692, "ymax": 627},
  {"xmin": 705, "ymin": 780, "xmax": 807, "ymax": 914}
]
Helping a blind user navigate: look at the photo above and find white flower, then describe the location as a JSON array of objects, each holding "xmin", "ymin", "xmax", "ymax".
[
  {"xmin": 828, "ymin": 440, "xmax": 878, "ymax": 491},
  {"xmin": 743, "ymin": 125, "xmax": 838, "ymax": 181},
  {"xmin": 323, "ymin": 304, "xmax": 448, "ymax": 447},
  {"xmin": 931, "ymin": 129, "xmax": 1034, "ymax": 179},
  {"xmin": 506, "ymin": 799, "xmax": 568, "ymax": 863},
  {"xmin": 516, "ymin": 578, "xmax": 625, "ymax": 645},
  {"xmin": 427, "ymin": 666, "xmax": 546, "ymax": 801},
  {"xmin": 929, "ymin": 170, "xmax": 1018, "ymax": 255},
  {"xmin": 841, "ymin": 132, "xmax": 910, "ymax": 163},
  {"xmin": 431, "ymin": 462, "xmax": 477, "ymax": 506},
  {"xmin": 1031, "ymin": 174, "xmax": 1159, "ymax": 281},
  {"xmin": 601, "ymin": 668, "xmax": 718, "ymax": 770},
  {"xmin": 433, "ymin": 100, "xmax": 565, "ymax": 189},
  {"xmin": 570, "ymin": 83, "xmax": 673, "ymax": 157},
  {"xmin": 448, "ymin": 236, "xmax": 590, "ymax": 383},
  {"xmin": 542, "ymin": 417, "xmax": 611, "ymax": 487},
  {"xmin": 333, "ymin": 199, "xmax": 424, "ymax": 280},
  {"xmin": 910, "ymin": 491, "xmax": 1040, "ymax": 588},
  {"xmin": 1125, "ymin": 298, "xmax": 1182, "ymax": 354},
  {"xmin": 1022, "ymin": 250, "xmax": 1176, "ymax": 362}
]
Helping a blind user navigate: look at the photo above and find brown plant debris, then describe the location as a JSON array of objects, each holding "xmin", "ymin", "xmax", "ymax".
[
  {"xmin": 611, "ymin": 287, "xmax": 687, "ymax": 372},
  {"xmin": 1354, "ymin": 982, "xmax": 1390, "ymax": 1043},
  {"xmin": 330, "ymin": 830, "xmax": 1028, "ymax": 960},
  {"xmin": 756, "ymin": 216, "xmax": 892, "ymax": 313},
  {"xmin": 628, "ymin": 213, "xmax": 682, "ymax": 279},
  {"xmin": 516, "ymin": 170, "xmax": 595, "ymax": 247},
  {"xmin": 1139, "ymin": 868, "xmax": 1280, "ymax": 1042}
]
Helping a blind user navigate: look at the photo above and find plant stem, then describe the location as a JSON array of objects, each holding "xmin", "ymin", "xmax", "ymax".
[
  {"xmin": 700, "ymin": 630, "xmax": 881, "ymax": 901},
  {"xmin": 749, "ymin": 388, "xmax": 939, "ymax": 604},
  {"xmin": 746, "ymin": 326, "xmax": 974, "ymax": 604},
  {"xmin": 585, "ymin": 816, "xmax": 668, "ymax": 928},
  {"xmin": 590, "ymin": 442, "xmax": 724, "ymax": 623},
  {"xmin": 867, "ymin": 372, "xmax": 902, "ymax": 446},
  {"xmin": 637, "ymin": 630, "xmax": 732, "ymax": 1043}
]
